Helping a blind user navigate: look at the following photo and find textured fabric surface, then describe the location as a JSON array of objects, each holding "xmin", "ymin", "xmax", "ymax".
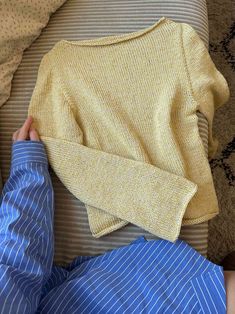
[
  {"xmin": 0, "ymin": 0, "xmax": 214, "ymax": 264},
  {"xmin": 0, "ymin": 0, "xmax": 66, "ymax": 197},
  {"xmin": 206, "ymin": 0, "xmax": 235, "ymax": 264},
  {"xmin": 0, "ymin": 0, "xmax": 66, "ymax": 108},
  {"xmin": 0, "ymin": 141, "xmax": 54, "ymax": 314},
  {"xmin": 28, "ymin": 17, "xmax": 229, "ymax": 241},
  {"xmin": 0, "ymin": 142, "xmax": 226, "ymax": 313},
  {"xmin": 37, "ymin": 239, "xmax": 226, "ymax": 314}
]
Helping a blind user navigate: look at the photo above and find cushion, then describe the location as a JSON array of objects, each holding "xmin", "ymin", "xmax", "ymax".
[{"xmin": 0, "ymin": 0, "xmax": 66, "ymax": 108}]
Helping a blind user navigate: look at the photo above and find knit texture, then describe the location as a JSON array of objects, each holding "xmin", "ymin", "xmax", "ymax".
[{"xmin": 28, "ymin": 17, "xmax": 230, "ymax": 242}]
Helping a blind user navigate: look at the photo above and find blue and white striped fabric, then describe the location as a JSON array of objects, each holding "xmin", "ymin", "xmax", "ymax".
[{"xmin": 0, "ymin": 141, "xmax": 226, "ymax": 313}]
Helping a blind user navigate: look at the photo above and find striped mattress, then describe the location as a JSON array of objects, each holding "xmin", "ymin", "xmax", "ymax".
[{"xmin": 0, "ymin": 0, "xmax": 209, "ymax": 265}]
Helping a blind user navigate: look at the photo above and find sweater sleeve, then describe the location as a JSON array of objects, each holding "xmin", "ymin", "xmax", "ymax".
[
  {"xmin": 182, "ymin": 23, "xmax": 230, "ymax": 159},
  {"xmin": 28, "ymin": 53, "xmax": 197, "ymax": 242}
]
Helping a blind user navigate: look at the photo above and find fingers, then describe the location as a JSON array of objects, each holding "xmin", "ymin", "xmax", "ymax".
[
  {"xmin": 12, "ymin": 129, "xmax": 20, "ymax": 142},
  {"xmin": 12, "ymin": 116, "xmax": 40, "ymax": 142},
  {"xmin": 29, "ymin": 127, "xmax": 40, "ymax": 141},
  {"xmin": 17, "ymin": 116, "xmax": 33, "ymax": 140}
]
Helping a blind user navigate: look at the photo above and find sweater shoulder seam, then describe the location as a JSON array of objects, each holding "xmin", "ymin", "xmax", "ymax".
[
  {"xmin": 180, "ymin": 23, "xmax": 200, "ymax": 110},
  {"xmin": 45, "ymin": 50, "xmax": 76, "ymax": 113}
]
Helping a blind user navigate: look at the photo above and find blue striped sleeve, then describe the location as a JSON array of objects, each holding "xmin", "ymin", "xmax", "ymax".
[
  {"xmin": 0, "ymin": 141, "xmax": 54, "ymax": 314},
  {"xmin": 11, "ymin": 141, "xmax": 48, "ymax": 168}
]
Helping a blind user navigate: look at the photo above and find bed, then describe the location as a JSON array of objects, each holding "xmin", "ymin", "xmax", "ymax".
[{"xmin": 0, "ymin": 0, "xmax": 209, "ymax": 265}]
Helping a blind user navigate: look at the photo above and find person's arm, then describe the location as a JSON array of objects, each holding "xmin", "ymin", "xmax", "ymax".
[
  {"xmin": 224, "ymin": 271, "xmax": 235, "ymax": 314},
  {"xmin": 0, "ymin": 118, "xmax": 54, "ymax": 314}
]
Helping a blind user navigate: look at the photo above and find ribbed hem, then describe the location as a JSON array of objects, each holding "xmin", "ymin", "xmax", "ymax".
[
  {"xmin": 156, "ymin": 179, "xmax": 198, "ymax": 242},
  {"xmin": 91, "ymin": 219, "xmax": 129, "ymax": 238},
  {"xmin": 182, "ymin": 212, "xmax": 219, "ymax": 225},
  {"xmin": 12, "ymin": 141, "xmax": 48, "ymax": 167},
  {"xmin": 90, "ymin": 179, "xmax": 197, "ymax": 242}
]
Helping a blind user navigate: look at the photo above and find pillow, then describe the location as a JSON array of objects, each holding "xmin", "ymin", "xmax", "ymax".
[{"xmin": 0, "ymin": 0, "xmax": 67, "ymax": 108}]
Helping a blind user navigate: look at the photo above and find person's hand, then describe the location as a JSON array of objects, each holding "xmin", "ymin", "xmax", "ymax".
[{"xmin": 12, "ymin": 116, "xmax": 40, "ymax": 142}]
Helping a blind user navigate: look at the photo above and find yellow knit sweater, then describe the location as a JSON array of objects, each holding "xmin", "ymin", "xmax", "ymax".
[{"xmin": 28, "ymin": 17, "xmax": 230, "ymax": 241}]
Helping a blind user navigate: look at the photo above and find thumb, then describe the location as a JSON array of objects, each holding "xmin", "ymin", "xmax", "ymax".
[{"xmin": 29, "ymin": 127, "xmax": 40, "ymax": 141}]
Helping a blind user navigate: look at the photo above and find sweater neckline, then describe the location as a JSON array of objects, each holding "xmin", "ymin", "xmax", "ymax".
[{"xmin": 60, "ymin": 16, "xmax": 172, "ymax": 47}]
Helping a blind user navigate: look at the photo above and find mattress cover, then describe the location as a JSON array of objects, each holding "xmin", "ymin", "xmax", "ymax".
[{"xmin": 0, "ymin": 0, "xmax": 209, "ymax": 265}]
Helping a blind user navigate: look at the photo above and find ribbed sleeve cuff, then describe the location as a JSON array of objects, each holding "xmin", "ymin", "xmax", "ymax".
[{"xmin": 12, "ymin": 141, "xmax": 48, "ymax": 167}]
